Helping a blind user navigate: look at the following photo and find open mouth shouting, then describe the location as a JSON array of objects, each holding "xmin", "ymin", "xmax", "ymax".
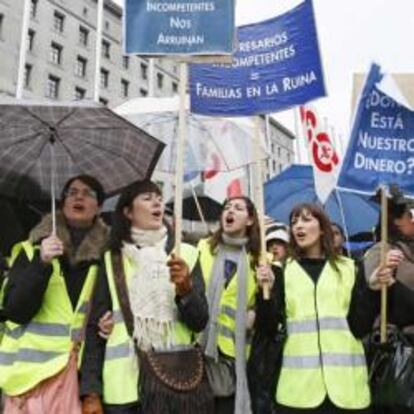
[
  {"xmin": 152, "ymin": 209, "xmax": 162, "ymax": 220},
  {"xmin": 294, "ymin": 230, "xmax": 306, "ymax": 243},
  {"xmin": 223, "ymin": 214, "xmax": 235, "ymax": 229},
  {"xmin": 72, "ymin": 203, "xmax": 86, "ymax": 213}
]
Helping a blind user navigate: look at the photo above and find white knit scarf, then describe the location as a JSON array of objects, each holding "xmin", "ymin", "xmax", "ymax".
[{"xmin": 122, "ymin": 226, "xmax": 178, "ymax": 351}]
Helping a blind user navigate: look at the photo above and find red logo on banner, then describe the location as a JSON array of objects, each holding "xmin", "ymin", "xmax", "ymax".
[
  {"xmin": 312, "ymin": 132, "xmax": 339, "ymax": 172},
  {"xmin": 300, "ymin": 106, "xmax": 339, "ymax": 173},
  {"xmin": 202, "ymin": 153, "xmax": 220, "ymax": 180}
]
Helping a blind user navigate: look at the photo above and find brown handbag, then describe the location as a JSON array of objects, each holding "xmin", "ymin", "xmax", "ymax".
[{"xmin": 111, "ymin": 252, "xmax": 213, "ymax": 414}]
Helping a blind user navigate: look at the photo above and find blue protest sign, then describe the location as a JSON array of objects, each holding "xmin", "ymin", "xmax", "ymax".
[
  {"xmin": 124, "ymin": 0, "xmax": 235, "ymax": 55},
  {"xmin": 338, "ymin": 64, "xmax": 414, "ymax": 196},
  {"xmin": 189, "ymin": 0, "xmax": 325, "ymax": 116}
]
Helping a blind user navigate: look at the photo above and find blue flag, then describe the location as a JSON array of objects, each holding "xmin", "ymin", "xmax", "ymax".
[
  {"xmin": 124, "ymin": 0, "xmax": 235, "ymax": 55},
  {"xmin": 189, "ymin": 0, "xmax": 325, "ymax": 116},
  {"xmin": 338, "ymin": 63, "xmax": 414, "ymax": 196}
]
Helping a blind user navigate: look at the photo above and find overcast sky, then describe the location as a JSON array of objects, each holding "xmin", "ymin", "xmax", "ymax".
[{"xmin": 114, "ymin": 0, "xmax": 414, "ymax": 156}]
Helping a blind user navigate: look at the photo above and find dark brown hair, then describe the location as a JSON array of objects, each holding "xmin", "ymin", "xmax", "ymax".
[
  {"xmin": 61, "ymin": 174, "xmax": 105, "ymax": 206},
  {"xmin": 209, "ymin": 196, "xmax": 261, "ymax": 268},
  {"xmin": 109, "ymin": 180, "xmax": 162, "ymax": 252},
  {"xmin": 289, "ymin": 203, "xmax": 339, "ymax": 266}
]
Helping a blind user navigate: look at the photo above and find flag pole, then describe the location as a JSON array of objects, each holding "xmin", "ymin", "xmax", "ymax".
[
  {"xmin": 93, "ymin": 0, "xmax": 104, "ymax": 102},
  {"xmin": 173, "ymin": 62, "xmax": 188, "ymax": 255},
  {"xmin": 253, "ymin": 116, "xmax": 270, "ymax": 299},
  {"xmin": 380, "ymin": 185, "xmax": 389, "ymax": 343},
  {"xmin": 16, "ymin": 0, "xmax": 31, "ymax": 99},
  {"xmin": 293, "ymin": 108, "xmax": 303, "ymax": 164}
]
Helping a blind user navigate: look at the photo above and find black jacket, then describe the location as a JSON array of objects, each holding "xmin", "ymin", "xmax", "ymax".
[{"xmin": 0, "ymin": 212, "xmax": 109, "ymax": 324}]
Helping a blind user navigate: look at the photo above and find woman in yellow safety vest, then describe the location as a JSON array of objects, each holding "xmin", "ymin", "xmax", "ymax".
[
  {"xmin": 255, "ymin": 203, "xmax": 397, "ymax": 414},
  {"xmin": 80, "ymin": 180, "xmax": 211, "ymax": 414},
  {"xmin": 197, "ymin": 196, "xmax": 261, "ymax": 414},
  {"xmin": 0, "ymin": 174, "xmax": 109, "ymax": 413}
]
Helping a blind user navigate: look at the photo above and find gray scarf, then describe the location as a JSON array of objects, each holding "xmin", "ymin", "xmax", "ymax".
[{"xmin": 202, "ymin": 233, "xmax": 252, "ymax": 414}]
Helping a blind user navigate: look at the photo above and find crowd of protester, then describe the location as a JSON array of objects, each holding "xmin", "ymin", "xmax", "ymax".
[{"xmin": 0, "ymin": 175, "xmax": 413, "ymax": 414}]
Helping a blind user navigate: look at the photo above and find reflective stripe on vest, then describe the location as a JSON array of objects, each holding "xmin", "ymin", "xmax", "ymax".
[
  {"xmin": 0, "ymin": 241, "xmax": 97, "ymax": 396},
  {"xmin": 197, "ymin": 238, "xmax": 257, "ymax": 359},
  {"xmin": 276, "ymin": 258, "xmax": 370, "ymax": 410},
  {"xmin": 102, "ymin": 243, "xmax": 197, "ymax": 405}
]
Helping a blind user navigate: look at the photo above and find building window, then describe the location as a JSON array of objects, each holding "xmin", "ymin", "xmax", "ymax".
[
  {"xmin": 99, "ymin": 97, "xmax": 108, "ymax": 106},
  {"xmin": 140, "ymin": 63, "xmax": 147, "ymax": 80},
  {"xmin": 46, "ymin": 75, "xmax": 60, "ymax": 99},
  {"xmin": 277, "ymin": 147, "xmax": 281, "ymax": 157},
  {"xmin": 287, "ymin": 153, "xmax": 291, "ymax": 163},
  {"xmin": 105, "ymin": 20, "xmax": 110, "ymax": 30},
  {"xmin": 121, "ymin": 79, "xmax": 129, "ymax": 98},
  {"xmin": 53, "ymin": 11, "xmax": 64, "ymax": 33},
  {"xmin": 27, "ymin": 29, "xmax": 35, "ymax": 51},
  {"xmin": 30, "ymin": 0, "xmax": 38, "ymax": 19},
  {"xmin": 74, "ymin": 87, "xmax": 86, "ymax": 100},
  {"xmin": 102, "ymin": 40, "xmax": 110, "ymax": 59},
  {"xmin": 140, "ymin": 88, "xmax": 148, "ymax": 97},
  {"xmin": 0, "ymin": 14, "xmax": 4, "ymax": 39},
  {"xmin": 157, "ymin": 73, "xmax": 164, "ymax": 89},
  {"xmin": 82, "ymin": 7, "xmax": 88, "ymax": 17},
  {"xmin": 24, "ymin": 64, "xmax": 32, "ymax": 88},
  {"xmin": 75, "ymin": 56, "xmax": 87, "ymax": 78},
  {"xmin": 122, "ymin": 56, "xmax": 129, "ymax": 70},
  {"xmin": 50, "ymin": 42, "xmax": 62, "ymax": 65},
  {"xmin": 172, "ymin": 81, "xmax": 178, "ymax": 94},
  {"xmin": 100, "ymin": 68, "xmax": 109, "ymax": 88},
  {"xmin": 79, "ymin": 26, "xmax": 88, "ymax": 46}
]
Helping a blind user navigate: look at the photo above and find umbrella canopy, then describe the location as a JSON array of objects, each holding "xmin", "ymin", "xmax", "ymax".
[
  {"xmin": 114, "ymin": 97, "xmax": 268, "ymax": 175},
  {"xmin": 0, "ymin": 98, "xmax": 165, "ymax": 200},
  {"xmin": 264, "ymin": 164, "xmax": 379, "ymax": 236},
  {"xmin": 166, "ymin": 184, "xmax": 222, "ymax": 221}
]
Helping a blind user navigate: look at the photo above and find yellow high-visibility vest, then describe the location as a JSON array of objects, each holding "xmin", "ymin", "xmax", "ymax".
[
  {"xmin": 102, "ymin": 243, "xmax": 199, "ymax": 404},
  {"xmin": 197, "ymin": 238, "xmax": 257, "ymax": 358},
  {"xmin": 0, "ymin": 241, "xmax": 97, "ymax": 396},
  {"xmin": 277, "ymin": 257, "xmax": 370, "ymax": 409}
]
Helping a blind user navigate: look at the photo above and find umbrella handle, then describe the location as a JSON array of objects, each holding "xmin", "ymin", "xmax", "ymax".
[{"xmin": 50, "ymin": 142, "xmax": 57, "ymax": 236}]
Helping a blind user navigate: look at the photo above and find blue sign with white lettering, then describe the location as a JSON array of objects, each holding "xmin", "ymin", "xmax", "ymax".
[
  {"xmin": 124, "ymin": 0, "xmax": 235, "ymax": 55},
  {"xmin": 189, "ymin": 0, "xmax": 325, "ymax": 116},
  {"xmin": 338, "ymin": 63, "xmax": 414, "ymax": 196}
]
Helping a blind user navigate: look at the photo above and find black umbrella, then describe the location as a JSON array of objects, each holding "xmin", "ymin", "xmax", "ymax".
[
  {"xmin": 166, "ymin": 184, "xmax": 222, "ymax": 222},
  {"xmin": 0, "ymin": 98, "xmax": 164, "ymax": 199},
  {"xmin": 0, "ymin": 98, "xmax": 165, "ymax": 232}
]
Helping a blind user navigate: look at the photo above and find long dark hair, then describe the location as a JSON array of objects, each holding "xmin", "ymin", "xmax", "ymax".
[
  {"xmin": 209, "ymin": 196, "xmax": 261, "ymax": 268},
  {"xmin": 289, "ymin": 203, "xmax": 339, "ymax": 266},
  {"xmin": 109, "ymin": 180, "xmax": 162, "ymax": 252}
]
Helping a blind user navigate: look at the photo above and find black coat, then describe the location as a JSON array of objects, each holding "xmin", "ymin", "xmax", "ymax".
[{"xmin": 0, "ymin": 212, "xmax": 109, "ymax": 323}]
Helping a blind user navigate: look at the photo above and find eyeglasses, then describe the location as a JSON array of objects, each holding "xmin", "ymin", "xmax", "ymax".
[{"xmin": 65, "ymin": 188, "xmax": 97, "ymax": 199}]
